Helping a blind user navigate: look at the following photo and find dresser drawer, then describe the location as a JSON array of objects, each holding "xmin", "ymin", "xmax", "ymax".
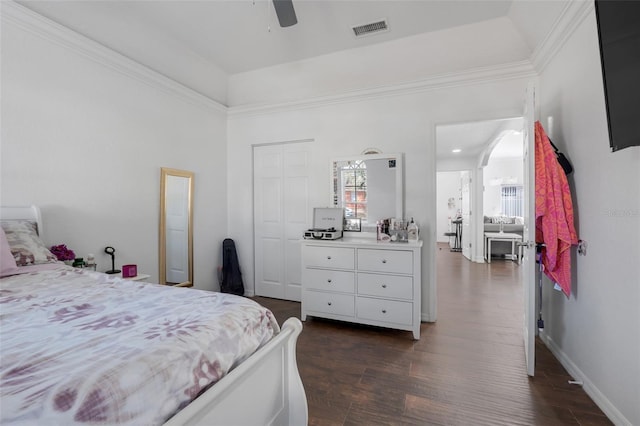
[
  {"xmin": 303, "ymin": 291, "xmax": 355, "ymax": 317},
  {"xmin": 304, "ymin": 246, "xmax": 355, "ymax": 270},
  {"xmin": 356, "ymin": 297, "xmax": 413, "ymax": 326},
  {"xmin": 305, "ymin": 269, "xmax": 355, "ymax": 293},
  {"xmin": 357, "ymin": 273, "xmax": 413, "ymax": 300},
  {"xmin": 357, "ymin": 249, "xmax": 413, "ymax": 274}
]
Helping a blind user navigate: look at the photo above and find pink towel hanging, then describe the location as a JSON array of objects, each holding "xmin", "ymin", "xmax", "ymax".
[{"xmin": 534, "ymin": 121, "xmax": 578, "ymax": 297}]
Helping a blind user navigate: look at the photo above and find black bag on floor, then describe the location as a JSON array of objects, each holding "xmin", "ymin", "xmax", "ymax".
[{"xmin": 221, "ymin": 238, "xmax": 245, "ymax": 296}]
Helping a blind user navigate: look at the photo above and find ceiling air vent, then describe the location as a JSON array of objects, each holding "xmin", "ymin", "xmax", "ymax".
[{"xmin": 352, "ymin": 19, "xmax": 388, "ymax": 37}]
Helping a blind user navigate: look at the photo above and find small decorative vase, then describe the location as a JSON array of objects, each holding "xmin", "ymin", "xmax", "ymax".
[{"xmin": 499, "ymin": 222, "xmax": 504, "ymax": 233}]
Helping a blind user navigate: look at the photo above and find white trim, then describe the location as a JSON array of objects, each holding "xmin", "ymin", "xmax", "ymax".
[
  {"xmin": 539, "ymin": 332, "xmax": 632, "ymax": 426},
  {"xmin": 421, "ymin": 312, "xmax": 435, "ymax": 323},
  {"xmin": 225, "ymin": 1, "xmax": 591, "ymax": 118},
  {"xmin": 2, "ymin": 0, "xmax": 592, "ymax": 117},
  {"xmin": 250, "ymin": 138, "xmax": 315, "ymax": 148},
  {"xmin": 0, "ymin": 1, "xmax": 226, "ymax": 113},
  {"xmin": 530, "ymin": 0, "xmax": 595, "ymax": 74},
  {"xmin": 228, "ymin": 61, "xmax": 536, "ymax": 118}
]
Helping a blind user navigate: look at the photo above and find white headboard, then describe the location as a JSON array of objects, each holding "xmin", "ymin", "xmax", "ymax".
[{"xmin": 0, "ymin": 205, "xmax": 43, "ymax": 236}]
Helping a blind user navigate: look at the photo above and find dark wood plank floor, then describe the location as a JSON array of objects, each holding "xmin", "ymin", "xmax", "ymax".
[{"xmin": 253, "ymin": 243, "xmax": 610, "ymax": 425}]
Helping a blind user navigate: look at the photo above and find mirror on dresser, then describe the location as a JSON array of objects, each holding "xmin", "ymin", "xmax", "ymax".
[
  {"xmin": 331, "ymin": 153, "xmax": 404, "ymax": 232},
  {"xmin": 159, "ymin": 168, "xmax": 194, "ymax": 287}
]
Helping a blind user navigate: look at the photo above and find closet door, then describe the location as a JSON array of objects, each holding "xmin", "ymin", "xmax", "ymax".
[{"xmin": 254, "ymin": 143, "xmax": 311, "ymax": 301}]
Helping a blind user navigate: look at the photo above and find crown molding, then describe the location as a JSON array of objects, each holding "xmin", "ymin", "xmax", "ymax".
[
  {"xmin": 1, "ymin": 1, "xmax": 227, "ymax": 113},
  {"xmin": 530, "ymin": 0, "xmax": 595, "ymax": 74},
  {"xmin": 228, "ymin": 60, "xmax": 536, "ymax": 118},
  {"xmin": 6, "ymin": 0, "xmax": 581, "ymax": 119}
]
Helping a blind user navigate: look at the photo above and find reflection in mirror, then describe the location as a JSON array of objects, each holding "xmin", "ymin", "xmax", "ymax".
[
  {"xmin": 331, "ymin": 153, "xmax": 403, "ymax": 231},
  {"xmin": 159, "ymin": 168, "xmax": 194, "ymax": 287}
]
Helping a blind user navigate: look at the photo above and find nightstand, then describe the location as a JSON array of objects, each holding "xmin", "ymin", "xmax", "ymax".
[{"xmin": 121, "ymin": 273, "xmax": 151, "ymax": 282}]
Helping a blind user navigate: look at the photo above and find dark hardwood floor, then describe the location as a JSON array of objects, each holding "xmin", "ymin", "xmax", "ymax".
[{"xmin": 253, "ymin": 243, "xmax": 610, "ymax": 425}]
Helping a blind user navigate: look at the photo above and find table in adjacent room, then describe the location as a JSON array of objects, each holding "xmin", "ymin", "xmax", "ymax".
[{"xmin": 484, "ymin": 232, "xmax": 523, "ymax": 263}]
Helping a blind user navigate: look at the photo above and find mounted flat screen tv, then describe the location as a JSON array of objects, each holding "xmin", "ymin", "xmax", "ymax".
[{"xmin": 594, "ymin": 0, "xmax": 640, "ymax": 152}]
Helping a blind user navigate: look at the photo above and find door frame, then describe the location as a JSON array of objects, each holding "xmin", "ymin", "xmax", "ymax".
[
  {"xmin": 521, "ymin": 81, "xmax": 538, "ymax": 376},
  {"xmin": 432, "ymin": 104, "xmax": 536, "ymax": 377},
  {"xmin": 253, "ymin": 139, "xmax": 314, "ymax": 301}
]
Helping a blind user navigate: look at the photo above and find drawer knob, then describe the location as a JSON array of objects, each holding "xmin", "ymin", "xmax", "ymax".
[
  {"xmin": 382, "ymin": 309, "xmax": 387, "ymax": 314},
  {"xmin": 327, "ymin": 279, "xmax": 332, "ymax": 283},
  {"xmin": 381, "ymin": 259, "xmax": 387, "ymax": 264},
  {"xmin": 327, "ymin": 302, "xmax": 332, "ymax": 306},
  {"xmin": 327, "ymin": 256, "xmax": 332, "ymax": 260},
  {"xmin": 381, "ymin": 284, "xmax": 387, "ymax": 288}
]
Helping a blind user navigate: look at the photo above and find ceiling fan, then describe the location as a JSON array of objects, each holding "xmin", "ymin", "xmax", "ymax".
[{"xmin": 272, "ymin": 0, "xmax": 298, "ymax": 27}]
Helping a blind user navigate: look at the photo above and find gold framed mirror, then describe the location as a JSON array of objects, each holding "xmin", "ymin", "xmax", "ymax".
[{"xmin": 159, "ymin": 168, "xmax": 194, "ymax": 287}]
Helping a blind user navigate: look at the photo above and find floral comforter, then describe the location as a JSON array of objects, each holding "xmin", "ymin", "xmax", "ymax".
[{"xmin": 0, "ymin": 267, "xmax": 279, "ymax": 425}]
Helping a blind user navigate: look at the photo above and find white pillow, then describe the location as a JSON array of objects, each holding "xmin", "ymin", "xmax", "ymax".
[{"xmin": 0, "ymin": 220, "xmax": 58, "ymax": 266}]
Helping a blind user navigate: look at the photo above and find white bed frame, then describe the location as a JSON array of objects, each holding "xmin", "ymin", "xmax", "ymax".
[
  {"xmin": 165, "ymin": 317, "xmax": 307, "ymax": 426},
  {"xmin": 0, "ymin": 205, "xmax": 43, "ymax": 235},
  {"xmin": 1, "ymin": 205, "xmax": 309, "ymax": 426}
]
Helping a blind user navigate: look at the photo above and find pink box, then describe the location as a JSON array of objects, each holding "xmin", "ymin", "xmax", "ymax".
[{"xmin": 122, "ymin": 264, "xmax": 137, "ymax": 278}]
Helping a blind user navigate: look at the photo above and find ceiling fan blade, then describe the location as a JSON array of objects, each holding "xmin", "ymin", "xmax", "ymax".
[{"xmin": 273, "ymin": 0, "xmax": 297, "ymax": 27}]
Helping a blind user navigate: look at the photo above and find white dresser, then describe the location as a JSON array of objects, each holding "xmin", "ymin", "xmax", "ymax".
[{"xmin": 301, "ymin": 238, "xmax": 422, "ymax": 339}]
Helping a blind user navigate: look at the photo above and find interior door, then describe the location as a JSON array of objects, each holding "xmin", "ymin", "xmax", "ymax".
[
  {"xmin": 460, "ymin": 170, "xmax": 472, "ymax": 260},
  {"xmin": 254, "ymin": 145, "xmax": 283, "ymax": 299},
  {"xmin": 254, "ymin": 142, "xmax": 311, "ymax": 301},
  {"xmin": 282, "ymin": 145, "xmax": 312, "ymax": 301},
  {"xmin": 521, "ymin": 81, "xmax": 537, "ymax": 377}
]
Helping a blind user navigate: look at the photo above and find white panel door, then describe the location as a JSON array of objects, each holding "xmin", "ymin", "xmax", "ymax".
[
  {"xmin": 521, "ymin": 81, "xmax": 537, "ymax": 377},
  {"xmin": 283, "ymin": 146, "xmax": 310, "ymax": 301},
  {"xmin": 254, "ymin": 142, "xmax": 311, "ymax": 301}
]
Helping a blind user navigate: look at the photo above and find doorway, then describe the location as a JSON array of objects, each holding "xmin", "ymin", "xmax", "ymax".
[
  {"xmin": 435, "ymin": 117, "xmax": 524, "ymax": 263},
  {"xmin": 434, "ymin": 116, "xmax": 532, "ymax": 371}
]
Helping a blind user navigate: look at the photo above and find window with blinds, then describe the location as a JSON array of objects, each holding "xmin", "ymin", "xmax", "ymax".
[{"xmin": 501, "ymin": 185, "xmax": 523, "ymax": 217}]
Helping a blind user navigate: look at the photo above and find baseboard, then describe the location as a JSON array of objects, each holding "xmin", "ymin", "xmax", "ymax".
[
  {"xmin": 421, "ymin": 313, "xmax": 435, "ymax": 323},
  {"xmin": 539, "ymin": 332, "xmax": 631, "ymax": 426}
]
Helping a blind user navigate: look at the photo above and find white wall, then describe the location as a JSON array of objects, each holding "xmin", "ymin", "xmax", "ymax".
[
  {"xmin": 436, "ymin": 171, "xmax": 461, "ymax": 243},
  {"xmin": 228, "ymin": 75, "xmax": 530, "ymax": 321},
  {"xmin": 537, "ymin": 8, "xmax": 640, "ymax": 426},
  {"xmin": 0, "ymin": 6, "xmax": 228, "ymax": 291},
  {"xmin": 483, "ymin": 157, "xmax": 524, "ymax": 217}
]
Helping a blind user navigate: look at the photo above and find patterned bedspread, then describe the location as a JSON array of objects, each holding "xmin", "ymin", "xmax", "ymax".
[{"xmin": 0, "ymin": 267, "xmax": 279, "ymax": 425}]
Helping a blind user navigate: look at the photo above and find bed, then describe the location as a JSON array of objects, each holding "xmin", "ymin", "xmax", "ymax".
[{"xmin": 0, "ymin": 205, "xmax": 307, "ymax": 425}]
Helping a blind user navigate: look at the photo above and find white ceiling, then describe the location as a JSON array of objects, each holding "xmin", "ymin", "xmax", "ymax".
[
  {"xmin": 18, "ymin": 0, "xmax": 515, "ymax": 75},
  {"xmin": 436, "ymin": 117, "xmax": 524, "ymax": 162},
  {"xmin": 15, "ymin": 0, "xmax": 560, "ymax": 162}
]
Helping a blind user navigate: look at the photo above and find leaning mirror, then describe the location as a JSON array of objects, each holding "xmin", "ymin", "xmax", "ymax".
[
  {"xmin": 331, "ymin": 153, "xmax": 404, "ymax": 232},
  {"xmin": 159, "ymin": 168, "xmax": 194, "ymax": 287}
]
